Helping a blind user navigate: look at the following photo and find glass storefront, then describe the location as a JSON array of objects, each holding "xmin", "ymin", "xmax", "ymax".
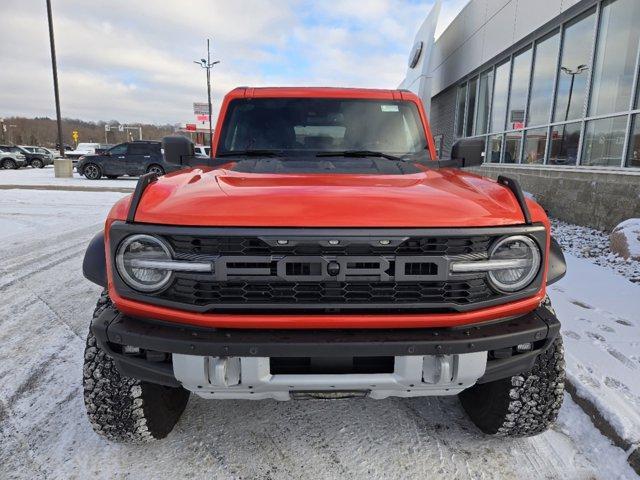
[{"xmin": 452, "ymin": 0, "xmax": 640, "ymax": 170}]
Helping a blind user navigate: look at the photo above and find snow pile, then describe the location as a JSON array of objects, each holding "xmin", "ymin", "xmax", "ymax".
[
  {"xmin": 610, "ymin": 219, "xmax": 640, "ymax": 261},
  {"xmin": 551, "ymin": 219, "xmax": 640, "ymax": 283}
]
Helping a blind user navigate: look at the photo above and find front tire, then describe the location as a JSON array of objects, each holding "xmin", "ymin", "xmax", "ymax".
[
  {"xmin": 459, "ymin": 298, "xmax": 565, "ymax": 437},
  {"xmin": 2, "ymin": 158, "xmax": 17, "ymax": 169},
  {"xmin": 146, "ymin": 164, "xmax": 165, "ymax": 176},
  {"xmin": 83, "ymin": 294, "xmax": 190, "ymax": 442},
  {"xmin": 83, "ymin": 163, "xmax": 102, "ymax": 180}
]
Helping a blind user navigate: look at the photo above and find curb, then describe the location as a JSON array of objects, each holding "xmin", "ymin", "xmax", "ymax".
[
  {"xmin": 0, "ymin": 184, "xmax": 134, "ymax": 193},
  {"xmin": 565, "ymin": 379, "xmax": 640, "ymax": 475}
]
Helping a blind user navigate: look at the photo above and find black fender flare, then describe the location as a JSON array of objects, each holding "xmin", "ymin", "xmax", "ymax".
[
  {"xmin": 547, "ymin": 236, "xmax": 566, "ymax": 285},
  {"xmin": 83, "ymin": 231, "xmax": 107, "ymax": 288}
]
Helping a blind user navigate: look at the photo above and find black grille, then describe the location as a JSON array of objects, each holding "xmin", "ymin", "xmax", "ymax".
[
  {"xmin": 165, "ymin": 235, "xmax": 491, "ymax": 256},
  {"xmin": 163, "ymin": 278, "xmax": 495, "ymax": 307}
]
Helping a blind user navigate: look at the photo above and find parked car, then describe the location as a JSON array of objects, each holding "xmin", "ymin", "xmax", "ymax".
[
  {"xmin": 81, "ymin": 87, "xmax": 567, "ymax": 443},
  {"xmin": 76, "ymin": 141, "xmax": 171, "ymax": 179},
  {"xmin": 0, "ymin": 145, "xmax": 27, "ymax": 169},
  {"xmin": 66, "ymin": 143, "xmax": 101, "ymax": 163},
  {"xmin": 194, "ymin": 145, "xmax": 211, "ymax": 157},
  {"xmin": 18, "ymin": 145, "xmax": 54, "ymax": 168}
]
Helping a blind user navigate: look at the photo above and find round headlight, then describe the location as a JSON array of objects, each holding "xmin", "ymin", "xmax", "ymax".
[
  {"xmin": 488, "ymin": 235, "xmax": 541, "ymax": 292},
  {"xmin": 116, "ymin": 234, "xmax": 172, "ymax": 292}
]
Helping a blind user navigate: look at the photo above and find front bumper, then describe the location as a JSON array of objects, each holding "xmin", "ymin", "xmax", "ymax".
[{"xmin": 91, "ymin": 304, "xmax": 560, "ymax": 397}]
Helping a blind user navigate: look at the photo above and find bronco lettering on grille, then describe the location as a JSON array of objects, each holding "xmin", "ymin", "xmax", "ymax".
[{"xmin": 212, "ymin": 256, "xmax": 449, "ymax": 282}]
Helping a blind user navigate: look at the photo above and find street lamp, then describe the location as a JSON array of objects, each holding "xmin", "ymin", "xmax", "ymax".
[
  {"xmin": 560, "ymin": 64, "xmax": 589, "ymax": 122},
  {"xmin": 194, "ymin": 39, "xmax": 220, "ymax": 158},
  {"xmin": 557, "ymin": 64, "xmax": 589, "ymax": 163}
]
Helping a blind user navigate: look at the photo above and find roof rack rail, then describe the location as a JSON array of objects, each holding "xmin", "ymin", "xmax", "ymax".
[
  {"xmin": 126, "ymin": 172, "xmax": 158, "ymax": 223},
  {"xmin": 497, "ymin": 175, "xmax": 532, "ymax": 225}
]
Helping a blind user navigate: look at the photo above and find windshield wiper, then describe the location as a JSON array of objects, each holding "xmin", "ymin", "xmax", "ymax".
[
  {"xmin": 316, "ymin": 150, "xmax": 407, "ymax": 162},
  {"xmin": 217, "ymin": 149, "xmax": 283, "ymax": 157}
]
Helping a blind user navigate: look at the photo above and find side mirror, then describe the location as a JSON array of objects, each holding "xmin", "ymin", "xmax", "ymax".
[
  {"xmin": 450, "ymin": 138, "xmax": 485, "ymax": 168},
  {"xmin": 162, "ymin": 136, "xmax": 195, "ymax": 165}
]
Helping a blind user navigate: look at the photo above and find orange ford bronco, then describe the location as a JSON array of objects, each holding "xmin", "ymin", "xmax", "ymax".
[{"xmin": 82, "ymin": 87, "xmax": 566, "ymax": 442}]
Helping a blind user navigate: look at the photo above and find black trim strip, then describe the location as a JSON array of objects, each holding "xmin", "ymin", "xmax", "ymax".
[
  {"xmin": 126, "ymin": 172, "xmax": 158, "ymax": 223},
  {"xmin": 497, "ymin": 175, "xmax": 532, "ymax": 225},
  {"xmin": 91, "ymin": 304, "xmax": 559, "ymax": 358}
]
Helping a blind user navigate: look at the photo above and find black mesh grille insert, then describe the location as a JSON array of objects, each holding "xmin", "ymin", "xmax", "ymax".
[{"xmin": 163, "ymin": 278, "xmax": 494, "ymax": 307}]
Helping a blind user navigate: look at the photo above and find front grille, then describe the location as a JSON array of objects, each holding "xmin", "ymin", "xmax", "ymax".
[
  {"xmin": 162, "ymin": 278, "xmax": 495, "ymax": 307},
  {"xmin": 166, "ymin": 234, "xmax": 491, "ymax": 256}
]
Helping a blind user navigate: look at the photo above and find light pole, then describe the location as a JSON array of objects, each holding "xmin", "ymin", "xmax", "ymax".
[
  {"xmin": 194, "ymin": 39, "xmax": 220, "ymax": 158},
  {"xmin": 46, "ymin": 0, "xmax": 65, "ymax": 159}
]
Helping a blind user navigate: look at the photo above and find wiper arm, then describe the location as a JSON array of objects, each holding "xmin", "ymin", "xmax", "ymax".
[
  {"xmin": 316, "ymin": 150, "xmax": 407, "ymax": 162},
  {"xmin": 217, "ymin": 149, "xmax": 282, "ymax": 157}
]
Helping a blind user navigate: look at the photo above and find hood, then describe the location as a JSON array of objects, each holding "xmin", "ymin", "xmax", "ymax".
[{"xmin": 132, "ymin": 166, "xmax": 528, "ymax": 227}]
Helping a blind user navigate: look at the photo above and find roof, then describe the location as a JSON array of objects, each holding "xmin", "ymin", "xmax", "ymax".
[{"xmin": 226, "ymin": 86, "xmax": 420, "ymax": 101}]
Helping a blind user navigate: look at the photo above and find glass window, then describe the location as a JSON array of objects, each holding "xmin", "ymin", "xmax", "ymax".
[
  {"xmin": 627, "ymin": 114, "xmax": 640, "ymax": 167},
  {"xmin": 465, "ymin": 77, "xmax": 478, "ymax": 137},
  {"xmin": 129, "ymin": 144, "xmax": 149, "ymax": 155},
  {"xmin": 589, "ymin": 0, "xmax": 640, "ymax": 116},
  {"xmin": 491, "ymin": 60, "xmax": 511, "ymax": 133},
  {"xmin": 522, "ymin": 128, "xmax": 548, "ymax": 164},
  {"xmin": 581, "ymin": 116, "xmax": 627, "ymax": 167},
  {"xmin": 475, "ymin": 70, "xmax": 493, "ymax": 135},
  {"xmin": 554, "ymin": 9, "xmax": 596, "ymax": 122},
  {"xmin": 489, "ymin": 134, "xmax": 503, "ymax": 163},
  {"xmin": 455, "ymin": 83, "xmax": 467, "ymax": 137},
  {"xmin": 109, "ymin": 144, "xmax": 127, "ymax": 155},
  {"xmin": 504, "ymin": 131, "xmax": 523, "ymax": 163},
  {"xmin": 507, "ymin": 48, "xmax": 532, "ymax": 131},
  {"xmin": 528, "ymin": 32, "xmax": 560, "ymax": 126},
  {"xmin": 218, "ymin": 98, "xmax": 428, "ymax": 157},
  {"xmin": 549, "ymin": 122, "xmax": 581, "ymax": 165}
]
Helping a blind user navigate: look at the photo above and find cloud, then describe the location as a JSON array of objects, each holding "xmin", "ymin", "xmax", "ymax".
[{"xmin": 0, "ymin": 0, "xmax": 450, "ymax": 124}]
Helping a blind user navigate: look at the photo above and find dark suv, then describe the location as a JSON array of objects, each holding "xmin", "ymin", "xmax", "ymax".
[{"xmin": 77, "ymin": 141, "xmax": 171, "ymax": 179}]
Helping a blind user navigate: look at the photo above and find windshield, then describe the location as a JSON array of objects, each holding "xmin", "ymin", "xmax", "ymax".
[{"xmin": 218, "ymin": 98, "xmax": 429, "ymax": 159}]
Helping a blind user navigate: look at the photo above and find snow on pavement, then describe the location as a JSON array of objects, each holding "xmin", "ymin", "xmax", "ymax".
[
  {"xmin": 0, "ymin": 165, "xmax": 137, "ymax": 190},
  {"xmin": 0, "ymin": 188, "xmax": 638, "ymax": 479},
  {"xmin": 549, "ymin": 256, "xmax": 640, "ymax": 445}
]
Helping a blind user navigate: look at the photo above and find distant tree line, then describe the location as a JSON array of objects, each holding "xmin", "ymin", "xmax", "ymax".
[{"xmin": 0, "ymin": 116, "xmax": 179, "ymax": 147}]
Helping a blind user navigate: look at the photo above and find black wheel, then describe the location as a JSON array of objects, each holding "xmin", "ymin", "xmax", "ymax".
[
  {"xmin": 459, "ymin": 298, "xmax": 564, "ymax": 437},
  {"xmin": 83, "ymin": 163, "xmax": 102, "ymax": 180},
  {"xmin": 1, "ymin": 158, "xmax": 17, "ymax": 169},
  {"xmin": 106, "ymin": 175, "xmax": 119, "ymax": 179},
  {"xmin": 31, "ymin": 158, "xmax": 44, "ymax": 168},
  {"xmin": 83, "ymin": 293, "xmax": 190, "ymax": 442},
  {"xmin": 146, "ymin": 164, "xmax": 165, "ymax": 176}
]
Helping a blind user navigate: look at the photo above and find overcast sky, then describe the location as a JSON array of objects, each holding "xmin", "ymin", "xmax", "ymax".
[{"xmin": 0, "ymin": 0, "xmax": 467, "ymax": 125}]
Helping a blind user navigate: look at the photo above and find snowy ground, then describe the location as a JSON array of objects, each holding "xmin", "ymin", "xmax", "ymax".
[
  {"xmin": 0, "ymin": 179, "xmax": 638, "ymax": 478},
  {"xmin": 0, "ymin": 165, "xmax": 137, "ymax": 190}
]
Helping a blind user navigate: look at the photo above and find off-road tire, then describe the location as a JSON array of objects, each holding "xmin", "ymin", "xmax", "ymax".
[
  {"xmin": 459, "ymin": 297, "xmax": 565, "ymax": 437},
  {"xmin": 83, "ymin": 293, "xmax": 190, "ymax": 442}
]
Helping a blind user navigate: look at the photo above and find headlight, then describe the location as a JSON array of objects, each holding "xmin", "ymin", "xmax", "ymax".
[
  {"xmin": 487, "ymin": 235, "xmax": 541, "ymax": 292},
  {"xmin": 115, "ymin": 234, "xmax": 173, "ymax": 292}
]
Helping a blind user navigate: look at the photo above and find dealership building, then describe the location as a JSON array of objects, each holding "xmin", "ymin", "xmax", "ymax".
[{"xmin": 402, "ymin": 0, "xmax": 640, "ymax": 230}]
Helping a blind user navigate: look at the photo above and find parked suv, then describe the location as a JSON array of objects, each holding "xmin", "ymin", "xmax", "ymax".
[
  {"xmin": 77, "ymin": 141, "xmax": 169, "ymax": 179},
  {"xmin": 0, "ymin": 145, "xmax": 27, "ymax": 169},
  {"xmin": 82, "ymin": 87, "xmax": 567, "ymax": 443},
  {"xmin": 18, "ymin": 145, "xmax": 54, "ymax": 168}
]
